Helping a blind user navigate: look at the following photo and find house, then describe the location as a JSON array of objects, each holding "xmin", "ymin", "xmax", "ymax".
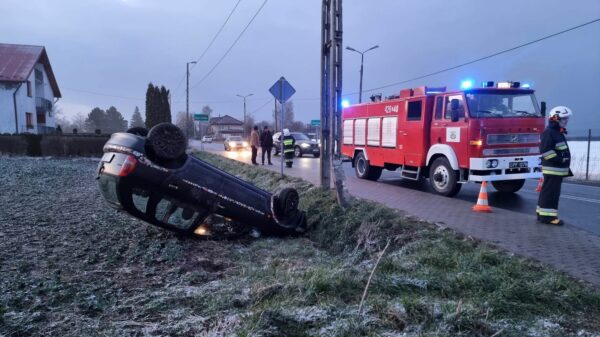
[
  {"xmin": 209, "ymin": 115, "xmax": 244, "ymax": 140},
  {"xmin": 0, "ymin": 43, "xmax": 61, "ymax": 134}
]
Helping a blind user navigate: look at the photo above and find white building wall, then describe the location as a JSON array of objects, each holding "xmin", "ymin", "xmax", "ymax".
[
  {"xmin": 0, "ymin": 83, "xmax": 18, "ymax": 134},
  {"xmin": 0, "ymin": 63, "xmax": 57, "ymax": 134}
]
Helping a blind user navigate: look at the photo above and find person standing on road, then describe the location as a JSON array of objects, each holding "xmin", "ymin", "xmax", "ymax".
[
  {"xmin": 537, "ymin": 106, "xmax": 573, "ymax": 226},
  {"xmin": 260, "ymin": 125, "xmax": 274, "ymax": 165},
  {"xmin": 250, "ymin": 126, "xmax": 260, "ymax": 165},
  {"xmin": 282, "ymin": 129, "xmax": 295, "ymax": 168}
]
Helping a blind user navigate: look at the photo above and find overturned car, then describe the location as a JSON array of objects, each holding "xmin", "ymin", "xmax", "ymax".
[{"xmin": 96, "ymin": 123, "xmax": 306, "ymax": 239}]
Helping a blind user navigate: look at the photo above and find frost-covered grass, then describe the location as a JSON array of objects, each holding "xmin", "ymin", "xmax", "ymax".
[{"xmin": 0, "ymin": 154, "xmax": 599, "ymax": 337}]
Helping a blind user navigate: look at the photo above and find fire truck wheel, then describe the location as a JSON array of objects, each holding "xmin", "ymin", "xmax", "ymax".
[
  {"xmin": 429, "ymin": 157, "xmax": 462, "ymax": 196},
  {"xmin": 355, "ymin": 152, "xmax": 382, "ymax": 181},
  {"xmin": 146, "ymin": 123, "xmax": 188, "ymax": 161},
  {"xmin": 491, "ymin": 179, "xmax": 525, "ymax": 193}
]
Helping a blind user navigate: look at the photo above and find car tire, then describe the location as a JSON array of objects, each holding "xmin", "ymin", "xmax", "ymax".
[
  {"xmin": 126, "ymin": 127, "xmax": 148, "ymax": 137},
  {"xmin": 429, "ymin": 157, "xmax": 462, "ymax": 196},
  {"xmin": 294, "ymin": 146, "xmax": 302, "ymax": 158},
  {"xmin": 354, "ymin": 152, "xmax": 382, "ymax": 181},
  {"xmin": 272, "ymin": 188, "xmax": 305, "ymax": 233},
  {"xmin": 313, "ymin": 153, "xmax": 320, "ymax": 158},
  {"xmin": 146, "ymin": 123, "xmax": 188, "ymax": 161},
  {"xmin": 492, "ymin": 179, "xmax": 525, "ymax": 193}
]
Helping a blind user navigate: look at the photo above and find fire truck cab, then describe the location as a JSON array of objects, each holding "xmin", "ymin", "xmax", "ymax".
[{"xmin": 341, "ymin": 81, "xmax": 545, "ymax": 196}]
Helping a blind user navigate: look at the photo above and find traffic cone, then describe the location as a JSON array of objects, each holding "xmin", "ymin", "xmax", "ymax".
[
  {"xmin": 535, "ymin": 177, "xmax": 544, "ymax": 192},
  {"xmin": 472, "ymin": 181, "xmax": 492, "ymax": 213}
]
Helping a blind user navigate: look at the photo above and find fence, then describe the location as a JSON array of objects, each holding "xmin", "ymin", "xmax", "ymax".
[
  {"xmin": 568, "ymin": 129, "xmax": 600, "ymax": 181},
  {"xmin": 0, "ymin": 134, "xmax": 109, "ymax": 157}
]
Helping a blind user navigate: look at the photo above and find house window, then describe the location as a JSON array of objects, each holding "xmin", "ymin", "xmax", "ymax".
[
  {"xmin": 27, "ymin": 81, "xmax": 32, "ymax": 97},
  {"xmin": 37, "ymin": 113, "xmax": 46, "ymax": 125},
  {"xmin": 26, "ymin": 113, "xmax": 34, "ymax": 129}
]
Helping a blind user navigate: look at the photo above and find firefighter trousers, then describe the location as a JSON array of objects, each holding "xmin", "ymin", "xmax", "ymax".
[{"xmin": 537, "ymin": 174, "xmax": 563, "ymax": 222}]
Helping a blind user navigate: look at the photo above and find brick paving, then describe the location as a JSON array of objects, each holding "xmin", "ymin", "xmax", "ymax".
[{"xmin": 196, "ymin": 142, "xmax": 600, "ymax": 286}]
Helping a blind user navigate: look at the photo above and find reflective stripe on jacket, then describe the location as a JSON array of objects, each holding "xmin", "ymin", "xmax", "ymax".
[
  {"xmin": 539, "ymin": 122, "xmax": 570, "ymax": 175},
  {"xmin": 283, "ymin": 135, "xmax": 295, "ymax": 153}
]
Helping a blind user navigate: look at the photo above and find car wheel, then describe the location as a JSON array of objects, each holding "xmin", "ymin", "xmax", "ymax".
[
  {"xmin": 313, "ymin": 153, "xmax": 320, "ymax": 158},
  {"xmin": 146, "ymin": 123, "xmax": 188, "ymax": 161},
  {"xmin": 429, "ymin": 157, "xmax": 462, "ymax": 196},
  {"xmin": 492, "ymin": 179, "xmax": 525, "ymax": 193},
  {"xmin": 294, "ymin": 146, "xmax": 302, "ymax": 158},
  {"xmin": 354, "ymin": 152, "xmax": 382, "ymax": 181},
  {"xmin": 126, "ymin": 127, "xmax": 148, "ymax": 137},
  {"xmin": 272, "ymin": 188, "xmax": 305, "ymax": 233}
]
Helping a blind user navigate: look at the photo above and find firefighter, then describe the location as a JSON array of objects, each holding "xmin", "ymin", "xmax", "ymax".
[
  {"xmin": 537, "ymin": 106, "xmax": 573, "ymax": 225},
  {"xmin": 282, "ymin": 129, "xmax": 295, "ymax": 168}
]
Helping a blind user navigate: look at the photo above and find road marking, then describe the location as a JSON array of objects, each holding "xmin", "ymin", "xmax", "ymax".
[
  {"xmin": 560, "ymin": 194, "xmax": 600, "ymax": 204},
  {"xmin": 521, "ymin": 190, "xmax": 600, "ymax": 204}
]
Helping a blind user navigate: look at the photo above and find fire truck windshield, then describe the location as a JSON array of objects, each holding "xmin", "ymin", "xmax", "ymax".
[{"xmin": 465, "ymin": 92, "xmax": 541, "ymax": 118}]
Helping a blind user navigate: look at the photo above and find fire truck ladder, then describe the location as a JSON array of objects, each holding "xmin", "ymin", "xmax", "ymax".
[{"xmin": 400, "ymin": 166, "xmax": 421, "ymax": 180}]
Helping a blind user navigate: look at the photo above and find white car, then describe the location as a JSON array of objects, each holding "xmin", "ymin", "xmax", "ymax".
[{"xmin": 201, "ymin": 136, "xmax": 213, "ymax": 143}]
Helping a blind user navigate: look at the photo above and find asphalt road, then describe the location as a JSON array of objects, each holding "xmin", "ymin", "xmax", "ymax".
[{"xmin": 194, "ymin": 141, "xmax": 600, "ymax": 236}]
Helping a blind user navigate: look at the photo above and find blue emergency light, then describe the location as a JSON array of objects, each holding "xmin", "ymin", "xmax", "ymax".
[
  {"xmin": 460, "ymin": 80, "xmax": 474, "ymax": 90},
  {"xmin": 341, "ymin": 100, "xmax": 350, "ymax": 108}
]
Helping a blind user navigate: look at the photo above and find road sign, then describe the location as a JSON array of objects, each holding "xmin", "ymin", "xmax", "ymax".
[
  {"xmin": 311, "ymin": 119, "xmax": 321, "ymax": 126},
  {"xmin": 269, "ymin": 77, "xmax": 296, "ymax": 103},
  {"xmin": 194, "ymin": 113, "xmax": 209, "ymax": 121}
]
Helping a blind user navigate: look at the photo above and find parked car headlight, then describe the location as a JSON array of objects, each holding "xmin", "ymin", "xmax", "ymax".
[
  {"xmin": 243, "ymin": 141, "xmax": 249, "ymax": 147},
  {"xmin": 301, "ymin": 143, "xmax": 310, "ymax": 148},
  {"xmin": 229, "ymin": 141, "xmax": 236, "ymax": 147}
]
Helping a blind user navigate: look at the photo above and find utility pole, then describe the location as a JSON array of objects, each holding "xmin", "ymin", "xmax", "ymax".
[
  {"xmin": 237, "ymin": 93, "xmax": 253, "ymax": 138},
  {"xmin": 321, "ymin": 0, "xmax": 349, "ymax": 208},
  {"xmin": 186, "ymin": 61, "xmax": 197, "ymax": 138},
  {"xmin": 346, "ymin": 45, "xmax": 379, "ymax": 103}
]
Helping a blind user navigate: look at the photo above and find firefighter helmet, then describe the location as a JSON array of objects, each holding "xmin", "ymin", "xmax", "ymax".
[
  {"xmin": 283, "ymin": 128, "xmax": 290, "ymax": 136},
  {"xmin": 548, "ymin": 106, "xmax": 573, "ymax": 120}
]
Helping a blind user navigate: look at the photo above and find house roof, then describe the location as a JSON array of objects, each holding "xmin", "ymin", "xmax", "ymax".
[
  {"xmin": 209, "ymin": 115, "xmax": 243, "ymax": 125},
  {"xmin": 0, "ymin": 43, "xmax": 61, "ymax": 98}
]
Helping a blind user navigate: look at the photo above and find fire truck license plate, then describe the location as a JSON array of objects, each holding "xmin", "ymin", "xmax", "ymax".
[{"xmin": 509, "ymin": 161, "xmax": 528, "ymax": 168}]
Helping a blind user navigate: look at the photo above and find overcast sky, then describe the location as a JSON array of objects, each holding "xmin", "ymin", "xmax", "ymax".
[{"xmin": 1, "ymin": 0, "xmax": 599, "ymax": 133}]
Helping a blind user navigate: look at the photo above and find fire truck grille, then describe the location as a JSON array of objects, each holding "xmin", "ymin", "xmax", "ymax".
[
  {"xmin": 486, "ymin": 133, "xmax": 540, "ymax": 145},
  {"xmin": 482, "ymin": 147, "xmax": 540, "ymax": 156}
]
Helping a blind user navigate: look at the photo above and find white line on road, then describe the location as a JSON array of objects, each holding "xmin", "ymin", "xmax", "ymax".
[{"xmin": 522, "ymin": 190, "xmax": 600, "ymax": 204}]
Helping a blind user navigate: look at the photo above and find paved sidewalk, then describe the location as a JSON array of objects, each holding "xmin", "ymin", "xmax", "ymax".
[{"xmin": 195, "ymin": 143, "xmax": 600, "ymax": 285}]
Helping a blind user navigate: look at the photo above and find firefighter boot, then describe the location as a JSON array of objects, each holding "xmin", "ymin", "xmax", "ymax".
[{"xmin": 542, "ymin": 218, "xmax": 564, "ymax": 226}]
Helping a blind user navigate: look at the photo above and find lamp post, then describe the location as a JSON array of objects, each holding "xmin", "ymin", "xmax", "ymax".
[
  {"xmin": 186, "ymin": 61, "xmax": 197, "ymax": 138},
  {"xmin": 236, "ymin": 93, "xmax": 253, "ymax": 138},
  {"xmin": 346, "ymin": 45, "xmax": 379, "ymax": 103}
]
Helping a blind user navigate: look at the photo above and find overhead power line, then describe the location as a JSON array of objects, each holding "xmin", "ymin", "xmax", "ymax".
[
  {"xmin": 249, "ymin": 98, "xmax": 274, "ymax": 115},
  {"xmin": 353, "ymin": 17, "xmax": 600, "ymax": 96},
  {"xmin": 173, "ymin": 0, "xmax": 243, "ymax": 95},
  {"xmin": 190, "ymin": 0, "xmax": 269, "ymax": 90}
]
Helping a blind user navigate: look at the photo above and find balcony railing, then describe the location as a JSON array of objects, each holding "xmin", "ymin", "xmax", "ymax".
[{"xmin": 36, "ymin": 97, "xmax": 52, "ymax": 113}]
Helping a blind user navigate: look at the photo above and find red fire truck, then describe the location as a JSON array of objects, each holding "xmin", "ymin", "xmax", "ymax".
[{"xmin": 341, "ymin": 81, "xmax": 545, "ymax": 196}]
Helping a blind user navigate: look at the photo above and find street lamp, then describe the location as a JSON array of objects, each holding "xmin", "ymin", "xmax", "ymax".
[
  {"xmin": 346, "ymin": 45, "xmax": 379, "ymax": 103},
  {"xmin": 186, "ymin": 61, "xmax": 197, "ymax": 138},
  {"xmin": 236, "ymin": 93, "xmax": 253, "ymax": 138}
]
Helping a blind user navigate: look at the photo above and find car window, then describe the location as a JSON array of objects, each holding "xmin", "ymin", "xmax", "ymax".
[
  {"xmin": 293, "ymin": 133, "xmax": 310, "ymax": 140},
  {"xmin": 229, "ymin": 136, "xmax": 242, "ymax": 141},
  {"xmin": 154, "ymin": 198, "xmax": 200, "ymax": 230}
]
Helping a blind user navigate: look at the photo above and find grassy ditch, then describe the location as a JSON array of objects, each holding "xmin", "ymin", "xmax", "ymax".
[
  {"xmin": 191, "ymin": 151, "xmax": 600, "ymax": 336},
  {"xmin": 0, "ymin": 155, "xmax": 599, "ymax": 337}
]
